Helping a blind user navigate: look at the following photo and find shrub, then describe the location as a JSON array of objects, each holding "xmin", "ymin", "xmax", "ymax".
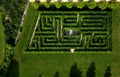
[
  {"xmin": 0, "ymin": 45, "xmax": 13, "ymax": 77},
  {"xmin": 76, "ymin": 2, "xmax": 85, "ymax": 9},
  {"xmin": 66, "ymin": 3, "xmax": 73, "ymax": 9},
  {"xmin": 55, "ymin": 3, "xmax": 61, "ymax": 9},
  {"xmin": 87, "ymin": 2, "xmax": 97, "ymax": 9},
  {"xmin": 31, "ymin": 2, "xmax": 40, "ymax": 9},
  {"xmin": 45, "ymin": 3, "xmax": 50, "ymax": 8},
  {"xmin": 98, "ymin": 2, "xmax": 108, "ymax": 10},
  {"xmin": 108, "ymin": 3, "xmax": 118, "ymax": 9}
]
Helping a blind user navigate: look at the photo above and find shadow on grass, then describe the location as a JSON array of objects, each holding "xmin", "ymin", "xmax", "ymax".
[
  {"xmin": 86, "ymin": 62, "xmax": 96, "ymax": 77},
  {"xmin": 54, "ymin": 71, "xmax": 59, "ymax": 77},
  {"xmin": 69, "ymin": 62, "xmax": 82, "ymax": 77},
  {"xmin": 6, "ymin": 59, "xmax": 19, "ymax": 77},
  {"xmin": 104, "ymin": 66, "xmax": 112, "ymax": 77}
]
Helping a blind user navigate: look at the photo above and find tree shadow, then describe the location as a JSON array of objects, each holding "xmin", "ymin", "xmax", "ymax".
[
  {"xmin": 54, "ymin": 71, "xmax": 59, "ymax": 77},
  {"xmin": 86, "ymin": 62, "xmax": 96, "ymax": 77},
  {"xmin": 6, "ymin": 59, "xmax": 19, "ymax": 77},
  {"xmin": 38, "ymin": 74, "xmax": 42, "ymax": 77},
  {"xmin": 69, "ymin": 62, "xmax": 82, "ymax": 77},
  {"xmin": 104, "ymin": 66, "xmax": 112, "ymax": 77}
]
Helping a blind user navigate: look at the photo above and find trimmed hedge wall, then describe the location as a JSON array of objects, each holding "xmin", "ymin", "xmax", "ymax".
[{"xmin": 31, "ymin": 2, "xmax": 119, "ymax": 10}]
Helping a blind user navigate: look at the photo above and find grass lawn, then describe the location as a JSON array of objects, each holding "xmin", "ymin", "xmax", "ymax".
[
  {"xmin": 0, "ymin": 12, "xmax": 5, "ymax": 63},
  {"xmin": 12, "ymin": 3, "xmax": 120, "ymax": 77}
]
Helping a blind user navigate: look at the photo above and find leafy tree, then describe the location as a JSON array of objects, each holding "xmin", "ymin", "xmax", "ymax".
[
  {"xmin": 104, "ymin": 66, "xmax": 112, "ymax": 77},
  {"xmin": 86, "ymin": 62, "xmax": 96, "ymax": 77},
  {"xmin": 2, "ymin": 0, "xmax": 26, "ymax": 46},
  {"xmin": 70, "ymin": 62, "xmax": 82, "ymax": 77}
]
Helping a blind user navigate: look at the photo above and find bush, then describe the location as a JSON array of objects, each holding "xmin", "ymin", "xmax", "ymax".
[
  {"xmin": 45, "ymin": 3, "xmax": 50, "ymax": 8},
  {"xmin": 31, "ymin": 2, "xmax": 40, "ymax": 9},
  {"xmin": 87, "ymin": 2, "xmax": 97, "ymax": 9},
  {"xmin": 108, "ymin": 3, "xmax": 118, "ymax": 9},
  {"xmin": 76, "ymin": 2, "xmax": 85, "ymax": 9},
  {"xmin": 0, "ymin": 45, "xmax": 13, "ymax": 77},
  {"xmin": 55, "ymin": 3, "xmax": 61, "ymax": 9},
  {"xmin": 66, "ymin": 3, "xmax": 73, "ymax": 9},
  {"xmin": 98, "ymin": 2, "xmax": 108, "ymax": 10}
]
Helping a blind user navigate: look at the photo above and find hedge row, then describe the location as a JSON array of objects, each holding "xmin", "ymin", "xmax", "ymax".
[{"xmin": 31, "ymin": 2, "xmax": 119, "ymax": 10}]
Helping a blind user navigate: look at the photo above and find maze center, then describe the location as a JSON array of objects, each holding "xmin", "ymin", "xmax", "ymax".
[{"xmin": 26, "ymin": 11, "xmax": 112, "ymax": 52}]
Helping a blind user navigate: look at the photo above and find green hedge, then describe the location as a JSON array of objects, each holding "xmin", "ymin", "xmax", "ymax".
[{"xmin": 31, "ymin": 2, "xmax": 119, "ymax": 10}]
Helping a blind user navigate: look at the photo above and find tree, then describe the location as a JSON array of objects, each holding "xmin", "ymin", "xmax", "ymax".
[
  {"xmin": 104, "ymin": 66, "xmax": 112, "ymax": 77},
  {"xmin": 86, "ymin": 62, "xmax": 96, "ymax": 77},
  {"xmin": 2, "ymin": 0, "xmax": 26, "ymax": 46},
  {"xmin": 70, "ymin": 62, "xmax": 82, "ymax": 77}
]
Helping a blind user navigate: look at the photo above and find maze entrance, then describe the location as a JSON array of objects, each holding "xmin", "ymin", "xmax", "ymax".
[{"xmin": 26, "ymin": 11, "xmax": 112, "ymax": 52}]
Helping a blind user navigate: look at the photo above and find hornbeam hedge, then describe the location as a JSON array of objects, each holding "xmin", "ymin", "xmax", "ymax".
[{"xmin": 31, "ymin": 2, "xmax": 119, "ymax": 10}]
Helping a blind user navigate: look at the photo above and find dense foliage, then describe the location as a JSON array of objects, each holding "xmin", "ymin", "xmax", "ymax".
[
  {"xmin": 2, "ymin": 0, "xmax": 27, "ymax": 46},
  {"xmin": 0, "ymin": 45, "xmax": 14, "ymax": 77},
  {"xmin": 0, "ymin": 0, "xmax": 27, "ymax": 77},
  {"xmin": 32, "ymin": 2, "xmax": 119, "ymax": 10}
]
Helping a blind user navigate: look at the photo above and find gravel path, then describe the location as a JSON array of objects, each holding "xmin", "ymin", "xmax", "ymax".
[
  {"xmin": 30, "ymin": 0, "xmax": 120, "ymax": 2},
  {"xmin": 15, "ymin": 2, "xmax": 30, "ymax": 44}
]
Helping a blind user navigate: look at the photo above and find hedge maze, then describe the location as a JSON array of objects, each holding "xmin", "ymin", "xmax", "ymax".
[{"xmin": 25, "ymin": 11, "xmax": 112, "ymax": 52}]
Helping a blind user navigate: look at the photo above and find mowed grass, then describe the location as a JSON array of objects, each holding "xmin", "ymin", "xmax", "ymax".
[
  {"xmin": 21, "ymin": 53, "xmax": 113, "ymax": 77},
  {"xmin": 14, "ymin": 3, "xmax": 120, "ymax": 77},
  {"xmin": 0, "ymin": 13, "xmax": 5, "ymax": 63}
]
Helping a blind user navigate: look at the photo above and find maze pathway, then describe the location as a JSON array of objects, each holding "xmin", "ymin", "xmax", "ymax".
[{"xmin": 25, "ymin": 11, "xmax": 112, "ymax": 52}]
